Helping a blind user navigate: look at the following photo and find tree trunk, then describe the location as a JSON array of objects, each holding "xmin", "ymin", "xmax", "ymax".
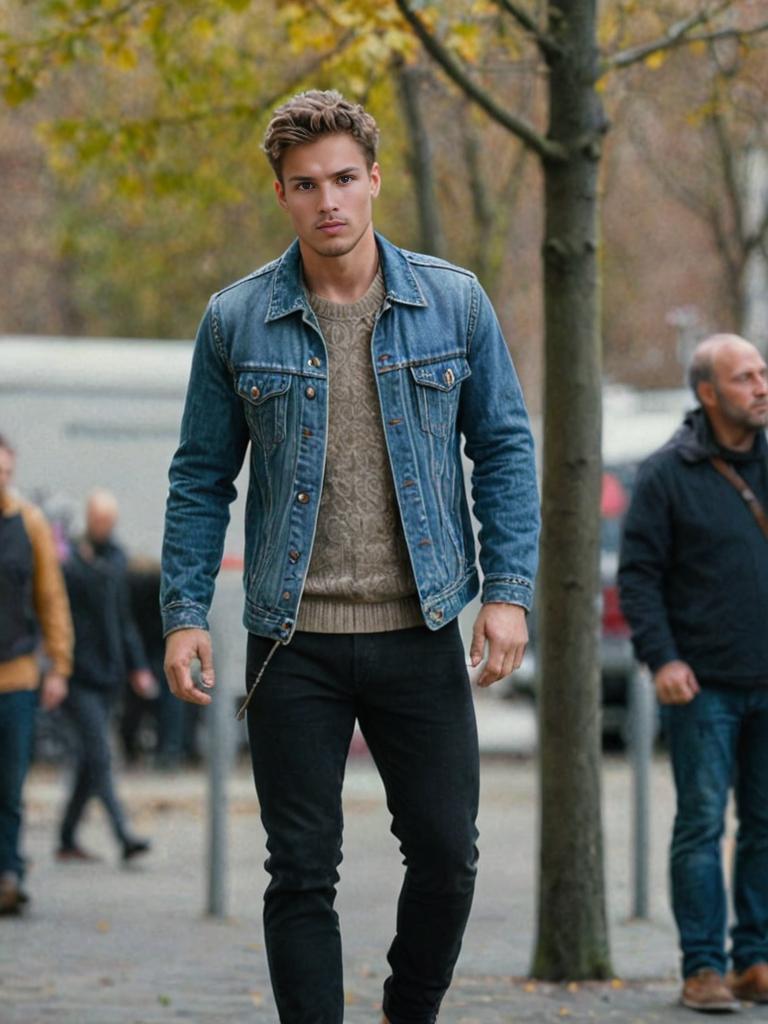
[
  {"xmin": 394, "ymin": 61, "xmax": 446, "ymax": 258},
  {"xmin": 531, "ymin": 0, "xmax": 611, "ymax": 980}
]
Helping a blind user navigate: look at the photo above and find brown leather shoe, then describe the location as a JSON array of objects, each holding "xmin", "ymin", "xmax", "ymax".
[
  {"xmin": 729, "ymin": 963, "xmax": 768, "ymax": 1003},
  {"xmin": 0, "ymin": 875, "xmax": 23, "ymax": 916},
  {"xmin": 55, "ymin": 845, "xmax": 101, "ymax": 863},
  {"xmin": 681, "ymin": 968, "xmax": 740, "ymax": 1012}
]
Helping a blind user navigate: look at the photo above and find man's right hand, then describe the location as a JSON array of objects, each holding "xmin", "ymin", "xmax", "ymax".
[
  {"xmin": 164, "ymin": 628, "xmax": 215, "ymax": 706},
  {"xmin": 653, "ymin": 659, "xmax": 700, "ymax": 705}
]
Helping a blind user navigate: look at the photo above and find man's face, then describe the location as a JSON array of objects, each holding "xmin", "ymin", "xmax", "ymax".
[
  {"xmin": 711, "ymin": 345, "xmax": 768, "ymax": 431},
  {"xmin": 0, "ymin": 447, "xmax": 14, "ymax": 497},
  {"xmin": 274, "ymin": 133, "xmax": 380, "ymax": 262},
  {"xmin": 86, "ymin": 503, "xmax": 118, "ymax": 544}
]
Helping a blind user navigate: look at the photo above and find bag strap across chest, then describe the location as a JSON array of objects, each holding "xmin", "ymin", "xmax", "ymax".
[{"xmin": 710, "ymin": 456, "xmax": 768, "ymax": 541}]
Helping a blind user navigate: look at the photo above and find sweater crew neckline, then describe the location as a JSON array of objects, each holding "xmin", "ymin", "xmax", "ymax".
[{"xmin": 307, "ymin": 269, "xmax": 386, "ymax": 321}]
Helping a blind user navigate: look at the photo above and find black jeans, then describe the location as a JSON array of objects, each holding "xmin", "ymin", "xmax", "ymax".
[
  {"xmin": 59, "ymin": 685, "xmax": 130, "ymax": 849},
  {"xmin": 245, "ymin": 622, "xmax": 479, "ymax": 1024}
]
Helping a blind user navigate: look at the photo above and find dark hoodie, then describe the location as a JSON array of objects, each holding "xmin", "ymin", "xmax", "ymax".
[
  {"xmin": 618, "ymin": 406, "xmax": 768, "ymax": 686},
  {"xmin": 63, "ymin": 536, "xmax": 147, "ymax": 690}
]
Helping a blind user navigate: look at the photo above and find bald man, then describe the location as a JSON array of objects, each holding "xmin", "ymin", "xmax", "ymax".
[
  {"xmin": 619, "ymin": 335, "xmax": 768, "ymax": 1011},
  {"xmin": 57, "ymin": 491, "xmax": 154, "ymax": 863}
]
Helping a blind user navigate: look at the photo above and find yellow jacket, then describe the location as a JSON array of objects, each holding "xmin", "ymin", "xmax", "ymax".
[{"xmin": 0, "ymin": 492, "xmax": 73, "ymax": 692}]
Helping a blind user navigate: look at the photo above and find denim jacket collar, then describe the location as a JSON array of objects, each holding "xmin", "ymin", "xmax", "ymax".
[{"xmin": 265, "ymin": 232, "xmax": 427, "ymax": 323}]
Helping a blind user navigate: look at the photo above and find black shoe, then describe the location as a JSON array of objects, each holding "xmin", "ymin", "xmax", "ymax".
[
  {"xmin": 56, "ymin": 845, "xmax": 101, "ymax": 863},
  {"xmin": 122, "ymin": 837, "xmax": 151, "ymax": 862}
]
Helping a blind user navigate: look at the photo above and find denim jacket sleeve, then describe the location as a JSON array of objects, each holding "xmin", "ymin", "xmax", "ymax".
[
  {"xmin": 458, "ymin": 280, "xmax": 540, "ymax": 610},
  {"xmin": 160, "ymin": 302, "xmax": 250, "ymax": 635}
]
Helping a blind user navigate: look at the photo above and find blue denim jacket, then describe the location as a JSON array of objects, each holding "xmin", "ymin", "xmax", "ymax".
[{"xmin": 161, "ymin": 233, "xmax": 540, "ymax": 642}]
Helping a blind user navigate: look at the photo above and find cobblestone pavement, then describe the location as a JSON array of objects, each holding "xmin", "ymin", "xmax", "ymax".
[{"xmin": 1, "ymin": 749, "xmax": 758, "ymax": 1024}]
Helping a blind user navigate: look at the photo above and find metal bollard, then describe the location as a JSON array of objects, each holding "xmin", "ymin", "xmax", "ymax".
[
  {"xmin": 206, "ymin": 660, "xmax": 231, "ymax": 918},
  {"xmin": 628, "ymin": 662, "xmax": 655, "ymax": 919},
  {"xmin": 205, "ymin": 570, "xmax": 245, "ymax": 919}
]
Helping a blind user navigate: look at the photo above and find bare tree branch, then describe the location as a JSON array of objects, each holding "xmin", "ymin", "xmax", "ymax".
[
  {"xmin": 392, "ymin": 0, "xmax": 565, "ymax": 162},
  {"xmin": 745, "ymin": 200, "xmax": 768, "ymax": 255},
  {"xmin": 601, "ymin": 1, "xmax": 741, "ymax": 73},
  {"xmin": 710, "ymin": 106, "xmax": 746, "ymax": 253},
  {"xmin": 492, "ymin": 0, "xmax": 561, "ymax": 58}
]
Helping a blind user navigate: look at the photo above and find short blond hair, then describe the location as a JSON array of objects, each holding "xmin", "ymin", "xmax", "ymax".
[{"xmin": 263, "ymin": 90, "xmax": 379, "ymax": 182}]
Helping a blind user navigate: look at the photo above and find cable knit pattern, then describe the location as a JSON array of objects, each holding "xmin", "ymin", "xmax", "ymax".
[{"xmin": 296, "ymin": 270, "xmax": 422, "ymax": 633}]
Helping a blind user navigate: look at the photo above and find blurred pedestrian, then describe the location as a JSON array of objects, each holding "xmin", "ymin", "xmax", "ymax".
[
  {"xmin": 619, "ymin": 334, "xmax": 768, "ymax": 1012},
  {"xmin": 123, "ymin": 558, "xmax": 192, "ymax": 769},
  {"xmin": 57, "ymin": 490, "xmax": 155, "ymax": 864},
  {"xmin": 0, "ymin": 434, "xmax": 72, "ymax": 915},
  {"xmin": 161, "ymin": 90, "xmax": 539, "ymax": 1024}
]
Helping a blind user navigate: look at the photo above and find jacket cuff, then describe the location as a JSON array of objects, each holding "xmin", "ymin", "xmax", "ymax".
[
  {"xmin": 162, "ymin": 601, "xmax": 210, "ymax": 637},
  {"xmin": 481, "ymin": 575, "xmax": 533, "ymax": 611},
  {"xmin": 645, "ymin": 647, "xmax": 680, "ymax": 674}
]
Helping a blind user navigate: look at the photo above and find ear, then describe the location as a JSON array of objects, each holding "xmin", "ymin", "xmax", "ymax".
[
  {"xmin": 274, "ymin": 179, "xmax": 288, "ymax": 210},
  {"xmin": 369, "ymin": 161, "xmax": 381, "ymax": 199},
  {"xmin": 697, "ymin": 379, "xmax": 717, "ymax": 409}
]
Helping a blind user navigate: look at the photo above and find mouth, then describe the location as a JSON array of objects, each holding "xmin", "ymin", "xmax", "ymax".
[{"xmin": 317, "ymin": 220, "xmax": 346, "ymax": 233}]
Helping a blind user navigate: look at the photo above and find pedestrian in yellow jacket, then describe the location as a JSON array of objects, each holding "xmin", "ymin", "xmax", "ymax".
[{"xmin": 0, "ymin": 433, "xmax": 72, "ymax": 915}]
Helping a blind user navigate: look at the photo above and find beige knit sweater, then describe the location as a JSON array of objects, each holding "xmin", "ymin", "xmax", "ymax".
[{"xmin": 296, "ymin": 271, "xmax": 423, "ymax": 633}]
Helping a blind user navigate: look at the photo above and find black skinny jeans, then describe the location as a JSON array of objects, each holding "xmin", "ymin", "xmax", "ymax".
[{"xmin": 245, "ymin": 622, "xmax": 480, "ymax": 1024}]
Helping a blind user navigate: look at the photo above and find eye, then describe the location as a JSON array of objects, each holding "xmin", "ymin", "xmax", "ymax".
[
  {"xmin": 337, "ymin": 174, "xmax": 355, "ymax": 184},
  {"xmin": 296, "ymin": 181, "xmax": 315, "ymax": 191}
]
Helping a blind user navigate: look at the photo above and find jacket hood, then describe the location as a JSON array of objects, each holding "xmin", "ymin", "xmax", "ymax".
[{"xmin": 669, "ymin": 405, "xmax": 768, "ymax": 464}]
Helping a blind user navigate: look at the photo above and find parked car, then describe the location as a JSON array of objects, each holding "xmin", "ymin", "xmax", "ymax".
[{"xmin": 503, "ymin": 462, "xmax": 647, "ymax": 744}]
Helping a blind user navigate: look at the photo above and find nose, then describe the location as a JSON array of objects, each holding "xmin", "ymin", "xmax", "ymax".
[{"xmin": 317, "ymin": 184, "xmax": 338, "ymax": 213}]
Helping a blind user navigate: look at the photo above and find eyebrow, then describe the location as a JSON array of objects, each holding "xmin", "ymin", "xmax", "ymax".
[{"xmin": 286, "ymin": 165, "xmax": 361, "ymax": 183}]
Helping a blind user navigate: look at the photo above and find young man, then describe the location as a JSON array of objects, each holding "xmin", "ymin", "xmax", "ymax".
[
  {"xmin": 619, "ymin": 335, "xmax": 768, "ymax": 1013},
  {"xmin": 0, "ymin": 434, "xmax": 72, "ymax": 915},
  {"xmin": 162, "ymin": 90, "xmax": 539, "ymax": 1023}
]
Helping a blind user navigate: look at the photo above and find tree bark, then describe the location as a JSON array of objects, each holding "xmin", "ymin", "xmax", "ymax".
[
  {"xmin": 395, "ymin": 60, "xmax": 446, "ymax": 258},
  {"xmin": 531, "ymin": 0, "xmax": 611, "ymax": 980}
]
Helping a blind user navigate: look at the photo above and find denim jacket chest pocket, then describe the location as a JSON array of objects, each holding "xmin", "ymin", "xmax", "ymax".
[
  {"xmin": 235, "ymin": 370, "xmax": 291, "ymax": 454},
  {"xmin": 410, "ymin": 357, "xmax": 471, "ymax": 438}
]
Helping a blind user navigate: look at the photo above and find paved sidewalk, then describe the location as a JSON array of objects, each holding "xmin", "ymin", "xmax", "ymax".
[{"xmin": 0, "ymin": 751, "xmax": 758, "ymax": 1023}]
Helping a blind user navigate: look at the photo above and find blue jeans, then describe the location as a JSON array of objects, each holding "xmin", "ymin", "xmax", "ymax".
[
  {"xmin": 663, "ymin": 685, "xmax": 768, "ymax": 977},
  {"xmin": 245, "ymin": 623, "xmax": 479, "ymax": 1024},
  {"xmin": 0, "ymin": 688, "xmax": 38, "ymax": 879}
]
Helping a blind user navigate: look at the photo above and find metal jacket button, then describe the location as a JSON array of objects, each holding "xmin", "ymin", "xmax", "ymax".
[
  {"xmin": 296, "ymin": 492, "xmax": 310, "ymax": 504},
  {"xmin": 250, "ymin": 386, "xmax": 261, "ymax": 399},
  {"xmin": 305, "ymin": 386, "xmax": 316, "ymax": 399},
  {"xmin": 308, "ymin": 356, "xmax": 321, "ymax": 367},
  {"xmin": 443, "ymin": 369, "xmax": 455, "ymax": 386},
  {"xmin": 288, "ymin": 549, "xmax": 300, "ymax": 563}
]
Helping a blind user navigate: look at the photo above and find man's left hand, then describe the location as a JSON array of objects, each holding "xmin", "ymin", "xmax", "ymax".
[
  {"xmin": 470, "ymin": 603, "xmax": 528, "ymax": 687},
  {"xmin": 40, "ymin": 671, "xmax": 68, "ymax": 711},
  {"xmin": 130, "ymin": 669, "xmax": 158, "ymax": 699}
]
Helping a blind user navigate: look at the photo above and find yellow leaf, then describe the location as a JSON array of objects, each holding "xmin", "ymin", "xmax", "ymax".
[
  {"xmin": 643, "ymin": 51, "xmax": 666, "ymax": 71},
  {"xmin": 105, "ymin": 44, "xmax": 138, "ymax": 71},
  {"xmin": 96, "ymin": 919, "xmax": 111, "ymax": 933},
  {"xmin": 190, "ymin": 16, "xmax": 215, "ymax": 40},
  {"xmin": 610, "ymin": 978, "xmax": 624, "ymax": 989}
]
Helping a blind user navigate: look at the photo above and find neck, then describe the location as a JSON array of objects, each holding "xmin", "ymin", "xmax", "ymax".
[
  {"xmin": 300, "ymin": 228, "xmax": 379, "ymax": 304},
  {"xmin": 708, "ymin": 414, "xmax": 757, "ymax": 453}
]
